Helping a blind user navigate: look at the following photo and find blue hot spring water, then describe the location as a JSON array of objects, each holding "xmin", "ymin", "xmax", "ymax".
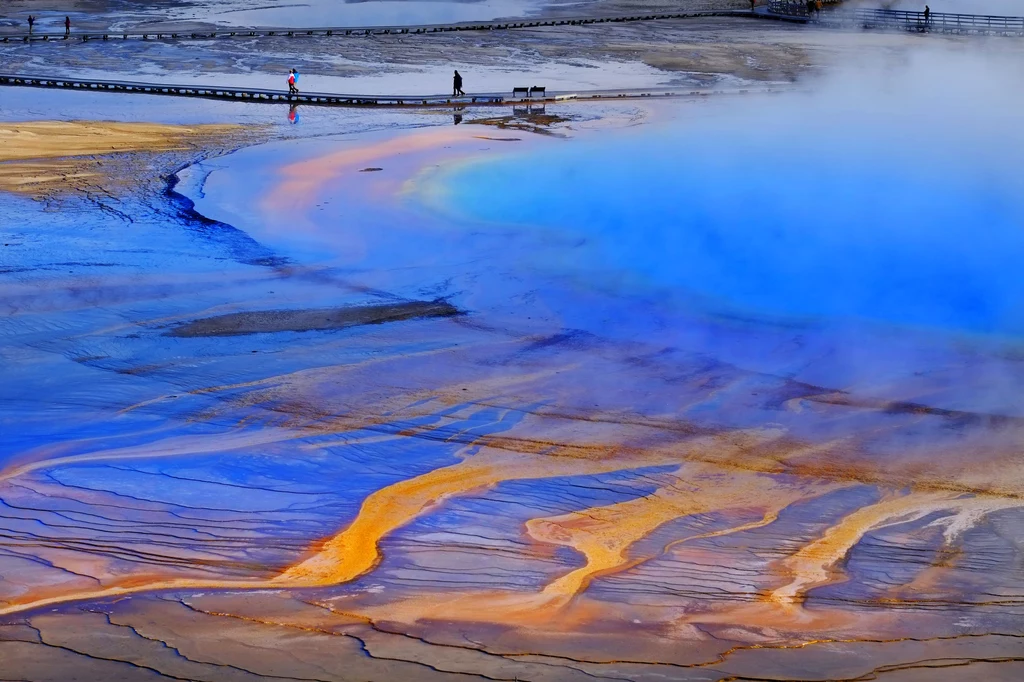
[{"xmin": 437, "ymin": 128, "xmax": 1024, "ymax": 338}]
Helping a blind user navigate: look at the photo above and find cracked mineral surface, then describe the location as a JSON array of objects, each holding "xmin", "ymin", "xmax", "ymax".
[{"xmin": 2, "ymin": 1, "xmax": 1024, "ymax": 681}]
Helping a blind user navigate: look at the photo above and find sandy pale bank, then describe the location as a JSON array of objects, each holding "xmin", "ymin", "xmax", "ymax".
[{"xmin": 0, "ymin": 120, "xmax": 245, "ymax": 194}]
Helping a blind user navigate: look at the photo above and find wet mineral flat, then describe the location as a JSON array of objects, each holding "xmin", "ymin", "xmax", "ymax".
[{"xmin": 2, "ymin": 4, "xmax": 1024, "ymax": 682}]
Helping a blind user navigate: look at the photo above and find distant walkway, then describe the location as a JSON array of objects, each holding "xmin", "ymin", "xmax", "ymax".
[
  {"xmin": 768, "ymin": 1, "xmax": 1024, "ymax": 36},
  {"xmin": 4, "ymin": 4, "xmax": 1015, "ymax": 46},
  {"xmin": 0, "ymin": 10, "xmax": 804, "ymax": 43},
  {"xmin": 0, "ymin": 73, "xmax": 785, "ymax": 108}
]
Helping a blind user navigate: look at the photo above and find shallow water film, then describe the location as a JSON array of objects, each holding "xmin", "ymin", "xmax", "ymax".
[{"xmin": 3, "ymin": 10, "xmax": 1024, "ymax": 681}]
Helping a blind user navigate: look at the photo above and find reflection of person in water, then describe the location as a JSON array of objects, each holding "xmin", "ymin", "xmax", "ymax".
[
  {"xmin": 453, "ymin": 70, "xmax": 465, "ymax": 97},
  {"xmin": 288, "ymin": 104, "xmax": 300, "ymax": 124}
]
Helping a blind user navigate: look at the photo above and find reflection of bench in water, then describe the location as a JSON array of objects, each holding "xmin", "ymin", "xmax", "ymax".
[
  {"xmin": 512, "ymin": 86, "xmax": 547, "ymax": 99},
  {"xmin": 513, "ymin": 103, "xmax": 546, "ymax": 117}
]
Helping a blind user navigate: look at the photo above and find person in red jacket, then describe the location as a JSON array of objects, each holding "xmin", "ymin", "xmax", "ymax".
[
  {"xmin": 65, "ymin": 16, "xmax": 71, "ymax": 38},
  {"xmin": 287, "ymin": 69, "xmax": 297, "ymax": 96}
]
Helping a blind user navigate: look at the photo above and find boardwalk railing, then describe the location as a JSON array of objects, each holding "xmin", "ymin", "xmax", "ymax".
[
  {"xmin": 769, "ymin": 2, "xmax": 1024, "ymax": 35},
  {"xmin": 0, "ymin": 73, "xmax": 780, "ymax": 107},
  {"xmin": 5, "ymin": 6, "xmax": 1023, "ymax": 43},
  {"xmin": 846, "ymin": 8, "xmax": 1024, "ymax": 34},
  {"xmin": 0, "ymin": 10, "xmax": 762, "ymax": 43},
  {"xmin": 0, "ymin": 74, "xmax": 502, "ymax": 105}
]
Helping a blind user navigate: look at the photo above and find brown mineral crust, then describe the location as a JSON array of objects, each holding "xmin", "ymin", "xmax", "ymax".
[{"xmin": 166, "ymin": 300, "xmax": 463, "ymax": 337}]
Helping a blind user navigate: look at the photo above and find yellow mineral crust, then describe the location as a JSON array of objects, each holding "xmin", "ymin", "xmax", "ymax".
[
  {"xmin": 0, "ymin": 121, "xmax": 240, "ymax": 161},
  {"xmin": 527, "ymin": 465, "xmax": 832, "ymax": 602},
  {"xmin": 275, "ymin": 436, "xmax": 760, "ymax": 585},
  {"xmin": 0, "ymin": 120, "xmax": 244, "ymax": 193},
  {"xmin": 0, "ymin": 426, "xmax": 778, "ymax": 616},
  {"xmin": 768, "ymin": 491, "xmax": 1024, "ymax": 606},
  {"xmin": 4, "ymin": 338, "xmax": 1024, "ymax": 622}
]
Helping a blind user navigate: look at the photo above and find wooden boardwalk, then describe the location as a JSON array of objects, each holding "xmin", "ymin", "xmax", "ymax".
[
  {"xmin": 839, "ymin": 8, "xmax": 1024, "ymax": 35},
  {"xmin": 768, "ymin": 2, "xmax": 1024, "ymax": 36},
  {"xmin": 0, "ymin": 10, "xmax": 798, "ymax": 43},
  {"xmin": 0, "ymin": 73, "xmax": 781, "ymax": 108},
  {"xmin": 3, "ymin": 5, "xmax": 1021, "ymax": 44}
]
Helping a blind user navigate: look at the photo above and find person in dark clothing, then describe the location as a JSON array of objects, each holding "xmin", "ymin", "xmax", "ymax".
[
  {"xmin": 27, "ymin": 15, "xmax": 34, "ymax": 34},
  {"xmin": 65, "ymin": 16, "xmax": 71, "ymax": 38},
  {"xmin": 805, "ymin": 0, "xmax": 814, "ymax": 16},
  {"xmin": 924, "ymin": 5, "xmax": 930, "ymax": 22},
  {"xmin": 453, "ymin": 70, "xmax": 465, "ymax": 97}
]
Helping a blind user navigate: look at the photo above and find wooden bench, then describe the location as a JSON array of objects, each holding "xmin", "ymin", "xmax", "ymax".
[{"xmin": 512, "ymin": 86, "xmax": 547, "ymax": 99}]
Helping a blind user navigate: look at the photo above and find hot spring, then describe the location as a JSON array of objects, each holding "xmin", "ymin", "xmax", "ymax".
[{"xmin": 432, "ymin": 108, "xmax": 1024, "ymax": 339}]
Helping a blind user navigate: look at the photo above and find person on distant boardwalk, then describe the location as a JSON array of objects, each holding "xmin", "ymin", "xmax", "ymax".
[
  {"xmin": 287, "ymin": 68, "xmax": 298, "ymax": 95},
  {"xmin": 924, "ymin": 4, "xmax": 930, "ymax": 24},
  {"xmin": 453, "ymin": 70, "xmax": 465, "ymax": 97},
  {"xmin": 27, "ymin": 15, "xmax": 34, "ymax": 34},
  {"xmin": 65, "ymin": 16, "xmax": 71, "ymax": 38}
]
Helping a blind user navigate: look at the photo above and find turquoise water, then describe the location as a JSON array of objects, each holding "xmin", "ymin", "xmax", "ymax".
[{"xmin": 439, "ymin": 129, "xmax": 1024, "ymax": 337}]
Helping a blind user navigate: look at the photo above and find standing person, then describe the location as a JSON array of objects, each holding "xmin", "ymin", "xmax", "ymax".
[
  {"xmin": 924, "ymin": 4, "xmax": 930, "ymax": 24},
  {"xmin": 287, "ymin": 68, "xmax": 297, "ymax": 95},
  {"xmin": 453, "ymin": 70, "xmax": 464, "ymax": 97},
  {"xmin": 749, "ymin": 0, "xmax": 755, "ymax": 12},
  {"xmin": 292, "ymin": 67, "xmax": 300, "ymax": 93},
  {"xmin": 64, "ymin": 16, "xmax": 71, "ymax": 38},
  {"xmin": 27, "ymin": 15, "xmax": 34, "ymax": 34}
]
